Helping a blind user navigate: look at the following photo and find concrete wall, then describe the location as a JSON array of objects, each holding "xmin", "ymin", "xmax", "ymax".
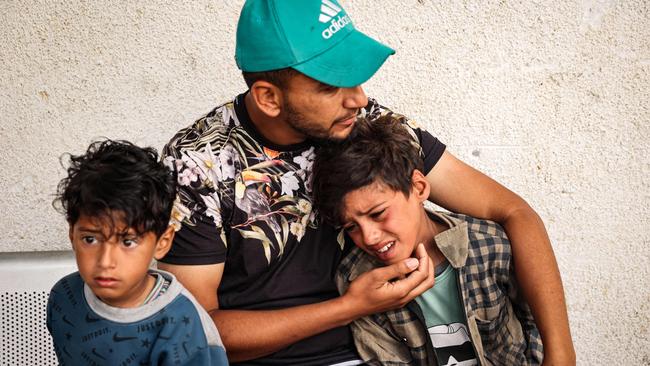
[{"xmin": 1, "ymin": 1, "xmax": 648, "ymax": 364}]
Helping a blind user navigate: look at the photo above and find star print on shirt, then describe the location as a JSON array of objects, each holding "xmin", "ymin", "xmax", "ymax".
[{"xmin": 62, "ymin": 315, "xmax": 74, "ymax": 327}]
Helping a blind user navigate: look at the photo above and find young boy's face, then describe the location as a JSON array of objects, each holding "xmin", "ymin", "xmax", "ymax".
[
  {"xmin": 70, "ymin": 213, "xmax": 172, "ymax": 308},
  {"xmin": 341, "ymin": 173, "xmax": 429, "ymax": 265}
]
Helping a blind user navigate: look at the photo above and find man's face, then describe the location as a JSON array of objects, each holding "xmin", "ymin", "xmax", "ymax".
[
  {"xmin": 70, "ymin": 213, "xmax": 162, "ymax": 308},
  {"xmin": 281, "ymin": 73, "xmax": 368, "ymax": 142},
  {"xmin": 341, "ymin": 181, "xmax": 427, "ymax": 265}
]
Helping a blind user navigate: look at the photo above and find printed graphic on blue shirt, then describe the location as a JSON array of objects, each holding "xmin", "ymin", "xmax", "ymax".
[{"xmin": 427, "ymin": 322, "xmax": 477, "ymax": 366}]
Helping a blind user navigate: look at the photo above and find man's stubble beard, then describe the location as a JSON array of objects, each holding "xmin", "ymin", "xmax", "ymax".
[{"xmin": 283, "ymin": 100, "xmax": 351, "ymax": 144}]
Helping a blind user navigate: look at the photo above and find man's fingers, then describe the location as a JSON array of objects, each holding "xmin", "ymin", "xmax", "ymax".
[
  {"xmin": 402, "ymin": 255, "xmax": 435, "ymax": 301},
  {"xmin": 349, "ymin": 244, "xmax": 437, "ymax": 313},
  {"xmin": 414, "ymin": 243, "xmax": 428, "ymax": 261},
  {"xmin": 363, "ymin": 243, "xmax": 435, "ymax": 293},
  {"xmin": 417, "ymin": 243, "xmax": 435, "ymax": 280},
  {"xmin": 368, "ymin": 257, "xmax": 419, "ymax": 283},
  {"xmin": 372, "ymin": 243, "xmax": 432, "ymax": 285},
  {"xmin": 390, "ymin": 244, "xmax": 435, "ymax": 302}
]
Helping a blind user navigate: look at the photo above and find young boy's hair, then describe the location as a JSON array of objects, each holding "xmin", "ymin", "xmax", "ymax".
[
  {"xmin": 312, "ymin": 114, "xmax": 423, "ymax": 226},
  {"xmin": 54, "ymin": 139, "xmax": 176, "ymax": 237}
]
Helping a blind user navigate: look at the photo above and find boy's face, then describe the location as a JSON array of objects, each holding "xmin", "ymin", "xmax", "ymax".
[
  {"xmin": 70, "ymin": 213, "xmax": 173, "ymax": 308},
  {"xmin": 341, "ymin": 172, "xmax": 429, "ymax": 265}
]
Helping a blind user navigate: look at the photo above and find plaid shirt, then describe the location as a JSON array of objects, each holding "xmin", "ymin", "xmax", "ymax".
[{"xmin": 336, "ymin": 210, "xmax": 544, "ymax": 366}]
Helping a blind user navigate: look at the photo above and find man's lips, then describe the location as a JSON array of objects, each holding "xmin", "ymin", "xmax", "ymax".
[{"xmin": 334, "ymin": 113, "xmax": 358, "ymax": 126}]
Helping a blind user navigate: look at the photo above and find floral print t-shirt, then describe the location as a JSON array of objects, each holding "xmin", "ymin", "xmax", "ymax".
[{"xmin": 160, "ymin": 93, "xmax": 446, "ymax": 365}]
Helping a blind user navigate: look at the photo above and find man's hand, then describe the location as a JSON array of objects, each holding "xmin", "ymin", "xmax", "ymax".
[
  {"xmin": 341, "ymin": 243, "xmax": 435, "ymax": 319},
  {"xmin": 166, "ymin": 245, "xmax": 434, "ymax": 362}
]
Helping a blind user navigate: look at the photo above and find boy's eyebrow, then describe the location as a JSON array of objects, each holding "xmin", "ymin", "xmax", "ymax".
[
  {"xmin": 75, "ymin": 226, "xmax": 137, "ymax": 237},
  {"xmin": 75, "ymin": 226, "xmax": 103, "ymax": 233},
  {"xmin": 117, "ymin": 230, "xmax": 139, "ymax": 237},
  {"xmin": 353, "ymin": 202, "xmax": 385, "ymax": 217}
]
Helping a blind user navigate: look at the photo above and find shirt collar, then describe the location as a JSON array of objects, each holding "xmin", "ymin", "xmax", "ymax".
[{"xmin": 426, "ymin": 208, "xmax": 470, "ymax": 269}]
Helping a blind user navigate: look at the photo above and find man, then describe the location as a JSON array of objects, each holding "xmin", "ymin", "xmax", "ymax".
[{"xmin": 159, "ymin": 0, "xmax": 575, "ymax": 365}]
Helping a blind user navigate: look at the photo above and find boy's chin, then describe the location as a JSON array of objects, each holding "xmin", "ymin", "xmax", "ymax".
[
  {"xmin": 382, "ymin": 257, "xmax": 409, "ymax": 266},
  {"xmin": 376, "ymin": 253, "xmax": 412, "ymax": 266}
]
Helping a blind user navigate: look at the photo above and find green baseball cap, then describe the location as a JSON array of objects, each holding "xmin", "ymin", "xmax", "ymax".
[{"xmin": 235, "ymin": 0, "xmax": 395, "ymax": 88}]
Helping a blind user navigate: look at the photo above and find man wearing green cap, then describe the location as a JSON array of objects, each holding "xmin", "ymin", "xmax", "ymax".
[{"xmin": 158, "ymin": 0, "xmax": 575, "ymax": 365}]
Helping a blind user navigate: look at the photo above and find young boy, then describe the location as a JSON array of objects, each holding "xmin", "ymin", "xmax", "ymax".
[
  {"xmin": 312, "ymin": 115, "xmax": 548, "ymax": 365},
  {"xmin": 47, "ymin": 140, "xmax": 229, "ymax": 365}
]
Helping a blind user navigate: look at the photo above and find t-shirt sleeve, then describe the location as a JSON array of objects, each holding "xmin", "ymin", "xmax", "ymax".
[
  {"xmin": 153, "ymin": 297, "xmax": 230, "ymax": 365},
  {"xmin": 413, "ymin": 127, "xmax": 446, "ymax": 174},
  {"xmin": 159, "ymin": 137, "xmax": 228, "ymax": 265},
  {"xmin": 163, "ymin": 211, "xmax": 227, "ymax": 265}
]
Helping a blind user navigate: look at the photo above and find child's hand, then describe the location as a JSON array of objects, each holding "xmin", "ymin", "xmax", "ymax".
[{"xmin": 342, "ymin": 244, "xmax": 435, "ymax": 318}]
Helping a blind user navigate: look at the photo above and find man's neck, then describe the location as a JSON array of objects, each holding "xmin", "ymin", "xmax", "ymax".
[{"xmin": 244, "ymin": 92, "xmax": 306, "ymax": 146}]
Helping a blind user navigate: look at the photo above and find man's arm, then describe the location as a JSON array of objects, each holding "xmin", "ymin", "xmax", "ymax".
[
  {"xmin": 425, "ymin": 151, "xmax": 576, "ymax": 365},
  {"xmin": 158, "ymin": 262, "xmax": 224, "ymax": 311},
  {"xmin": 160, "ymin": 244, "xmax": 434, "ymax": 362}
]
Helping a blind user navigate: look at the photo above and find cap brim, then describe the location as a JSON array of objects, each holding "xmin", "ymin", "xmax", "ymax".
[{"xmin": 292, "ymin": 30, "xmax": 395, "ymax": 88}]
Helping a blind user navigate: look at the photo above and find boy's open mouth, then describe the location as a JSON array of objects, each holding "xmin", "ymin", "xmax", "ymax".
[
  {"xmin": 371, "ymin": 240, "xmax": 398, "ymax": 262},
  {"xmin": 377, "ymin": 241, "xmax": 394, "ymax": 253}
]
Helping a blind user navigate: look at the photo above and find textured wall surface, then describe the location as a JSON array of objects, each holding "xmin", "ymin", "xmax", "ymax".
[{"xmin": 1, "ymin": 1, "xmax": 648, "ymax": 364}]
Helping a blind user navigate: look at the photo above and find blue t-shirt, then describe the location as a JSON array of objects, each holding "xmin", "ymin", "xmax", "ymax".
[
  {"xmin": 46, "ymin": 269, "xmax": 228, "ymax": 365},
  {"xmin": 416, "ymin": 264, "xmax": 478, "ymax": 366}
]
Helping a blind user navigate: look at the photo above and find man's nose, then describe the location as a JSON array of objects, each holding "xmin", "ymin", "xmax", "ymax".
[{"xmin": 342, "ymin": 85, "xmax": 367, "ymax": 110}]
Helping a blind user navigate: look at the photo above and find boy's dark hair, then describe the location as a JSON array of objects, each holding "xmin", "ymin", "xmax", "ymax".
[
  {"xmin": 242, "ymin": 68, "xmax": 299, "ymax": 90},
  {"xmin": 54, "ymin": 140, "xmax": 177, "ymax": 237},
  {"xmin": 312, "ymin": 114, "xmax": 424, "ymax": 226}
]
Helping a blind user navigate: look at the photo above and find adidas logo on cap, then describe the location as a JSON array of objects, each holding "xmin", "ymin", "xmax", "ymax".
[
  {"xmin": 319, "ymin": 0, "xmax": 342, "ymax": 23},
  {"xmin": 319, "ymin": 0, "xmax": 351, "ymax": 39}
]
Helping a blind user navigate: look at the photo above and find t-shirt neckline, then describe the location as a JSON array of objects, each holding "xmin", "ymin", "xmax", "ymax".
[{"xmin": 234, "ymin": 92, "xmax": 313, "ymax": 153}]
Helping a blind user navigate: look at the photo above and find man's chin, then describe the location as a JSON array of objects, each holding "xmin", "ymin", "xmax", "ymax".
[
  {"xmin": 308, "ymin": 130, "xmax": 350, "ymax": 145},
  {"xmin": 329, "ymin": 124, "xmax": 356, "ymax": 141},
  {"xmin": 328, "ymin": 132, "xmax": 351, "ymax": 142}
]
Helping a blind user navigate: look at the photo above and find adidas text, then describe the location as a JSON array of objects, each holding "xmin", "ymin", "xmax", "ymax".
[{"xmin": 322, "ymin": 15, "xmax": 351, "ymax": 39}]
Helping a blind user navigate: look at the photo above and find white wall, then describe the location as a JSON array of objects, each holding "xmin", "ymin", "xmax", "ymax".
[{"xmin": 1, "ymin": 1, "xmax": 648, "ymax": 364}]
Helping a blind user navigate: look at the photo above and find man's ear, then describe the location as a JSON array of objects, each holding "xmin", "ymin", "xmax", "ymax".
[
  {"xmin": 153, "ymin": 226, "xmax": 175, "ymax": 260},
  {"xmin": 249, "ymin": 80, "xmax": 283, "ymax": 118},
  {"xmin": 411, "ymin": 169, "xmax": 430, "ymax": 203}
]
